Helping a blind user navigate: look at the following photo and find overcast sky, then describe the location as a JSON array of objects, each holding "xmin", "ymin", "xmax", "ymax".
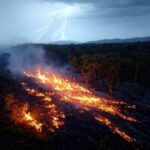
[{"xmin": 0, "ymin": 0, "xmax": 150, "ymax": 45}]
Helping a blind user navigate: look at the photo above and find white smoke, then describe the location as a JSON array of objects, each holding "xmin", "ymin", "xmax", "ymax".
[
  {"xmin": 0, "ymin": 44, "xmax": 69, "ymax": 76},
  {"xmin": 7, "ymin": 45, "xmax": 46, "ymax": 74}
]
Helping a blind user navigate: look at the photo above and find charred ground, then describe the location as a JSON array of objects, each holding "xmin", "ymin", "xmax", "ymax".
[
  {"xmin": 0, "ymin": 76, "xmax": 139, "ymax": 150},
  {"xmin": 0, "ymin": 42, "xmax": 150, "ymax": 150}
]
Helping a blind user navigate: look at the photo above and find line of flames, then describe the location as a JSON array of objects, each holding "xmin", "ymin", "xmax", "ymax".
[{"xmin": 19, "ymin": 67, "xmax": 138, "ymax": 143}]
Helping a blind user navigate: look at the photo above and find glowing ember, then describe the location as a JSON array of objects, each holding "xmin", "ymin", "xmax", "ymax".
[
  {"xmin": 5, "ymin": 87, "xmax": 65, "ymax": 133},
  {"xmin": 22, "ymin": 67, "xmax": 138, "ymax": 142},
  {"xmin": 5, "ymin": 95, "xmax": 43, "ymax": 132},
  {"xmin": 23, "ymin": 87, "xmax": 65, "ymax": 131},
  {"xmin": 22, "ymin": 104, "xmax": 42, "ymax": 132},
  {"xmin": 24, "ymin": 68, "xmax": 137, "ymax": 122},
  {"xmin": 95, "ymin": 115, "xmax": 136, "ymax": 143}
]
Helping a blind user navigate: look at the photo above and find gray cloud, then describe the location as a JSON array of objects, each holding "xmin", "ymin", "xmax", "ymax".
[
  {"xmin": 0, "ymin": 0, "xmax": 150, "ymax": 45},
  {"xmin": 49, "ymin": 0, "xmax": 150, "ymax": 17}
]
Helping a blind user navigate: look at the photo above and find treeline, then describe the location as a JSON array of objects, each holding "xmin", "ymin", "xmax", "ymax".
[
  {"xmin": 69, "ymin": 51, "xmax": 150, "ymax": 96},
  {"xmin": 44, "ymin": 42, "xmax": 150, "ymax": 62},
  {"xmin": 44, "ymin": 42, "xmax": 150, "ymax": 96}
]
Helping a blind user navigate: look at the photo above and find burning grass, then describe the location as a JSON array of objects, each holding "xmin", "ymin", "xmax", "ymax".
[
  {"xmin": 2, "ymin": 66, "xmax": 150, "ymax": 150},
  {"xmin": 20, "ymin": 67, "xmax": 139, "ymax": 143},
  {"xmin": 5, "ymin": 87, "xmax": 65, "ymax": 133},
  {"xmin": 2, "ymin": 66, "xmax": 147, "ymax": 150}
]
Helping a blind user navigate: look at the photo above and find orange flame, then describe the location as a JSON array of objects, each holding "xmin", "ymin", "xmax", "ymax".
[
  {"xmin": 22, "ymin": 103, "xmax": 42, "ymax": 132},
  {"xmin": 22, "ymin": 67, "xmax": 138, "ymax": 142},
  {"xmin": 23, "ymin": 87, "xmax": 65, "ymax": 132},
  {"xmin": 5, "ymin": 88, "xmax": 65, "ymax": 133},
  {"xmin": 95, "ymin": 115, "xmax": 136, "ymax": 143},
  {"xmin": 24, "ymin": 68, "xmax": 137, "ymax": 122},
  {"xmin": 5, "ymin": 95, "xmax": 43, "ymax": 132}
]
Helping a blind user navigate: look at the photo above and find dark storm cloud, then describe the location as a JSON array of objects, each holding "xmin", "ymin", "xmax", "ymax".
[
  {"xmin": 50, "ymin": 0, "xmax": 150, "ymax": 7},
  {"xmin": 49, "ymin": 0, "xmax": 150, "ymax": 17},
  {"xmin": 99, "ymin": 0, "xmax": 150, "ymax": 18}
]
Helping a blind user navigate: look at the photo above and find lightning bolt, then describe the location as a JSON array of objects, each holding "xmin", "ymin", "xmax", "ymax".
[
  {"xmin": 35, "ymin": 17, "xmax": 54, "ymax": 42},
  {"xmin": 62, "ymin": 14, "xmax": 68, "ymax": 40},
  {"xmin": 52, "ymin": 7, "xmax": 72, "ymax": 41},
  {"xmin": 34, "ymin": 5, "xmax": 75, "ymax": 43}
]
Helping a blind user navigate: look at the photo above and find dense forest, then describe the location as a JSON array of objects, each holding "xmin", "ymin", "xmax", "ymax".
[{"xmin": 43, "ymin": 42, "xmax": 150, "ymax": 97}]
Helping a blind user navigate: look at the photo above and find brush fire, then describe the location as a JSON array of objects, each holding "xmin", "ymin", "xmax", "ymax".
[{"xmin": 4, "ymin": 66, "xmax": 142, "ymax": 146}]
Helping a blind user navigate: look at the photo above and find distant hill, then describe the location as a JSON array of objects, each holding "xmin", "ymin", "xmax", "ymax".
[
  {"xmin": 50, "ymin": 37, "xmax": 150, "ymax": 45},
  {"xmin": 87, "ymin": 36, "xmax": 150, "ymax": 44},
  {"xmin": 50, "ymin": 40, "xmax": 81, "ymax": 45}
]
